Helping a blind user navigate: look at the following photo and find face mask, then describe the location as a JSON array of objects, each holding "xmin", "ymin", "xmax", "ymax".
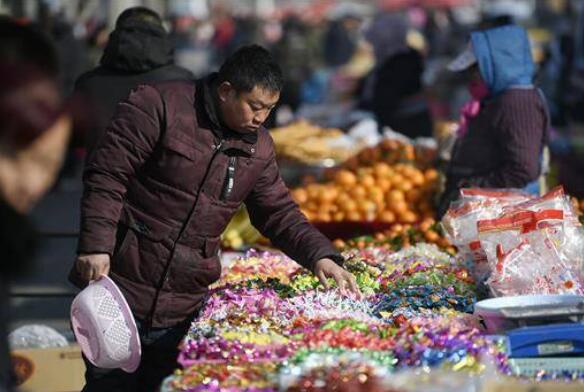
[{"xmin": 467, "ymin": 78, "xmax": 489, "ymax": 100}]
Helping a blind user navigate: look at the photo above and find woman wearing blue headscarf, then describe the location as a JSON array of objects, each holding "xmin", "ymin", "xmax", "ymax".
[{"xmin": 438, "ymin": 25, "xmax": 549, "ymax": 217}]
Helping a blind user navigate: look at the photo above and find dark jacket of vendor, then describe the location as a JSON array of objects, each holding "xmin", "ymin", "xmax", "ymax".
[
  {"xmin": 69, "ymin": 74, "xmax": 342, "ymax": 327},
  {"xmin": 439, "ymin": 25, "xmax": 548, "ymax": 216}
]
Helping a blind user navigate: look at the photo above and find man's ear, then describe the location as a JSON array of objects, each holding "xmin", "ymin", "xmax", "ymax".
[{"xmin": 217, "ymin": 81, "xmax": 234, "ymax": 103}]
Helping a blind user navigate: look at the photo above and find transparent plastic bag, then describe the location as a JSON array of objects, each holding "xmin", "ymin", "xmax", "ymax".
[
  {"xmin": 9, "ymin": 324, "xmax": 69, "ymax": 349},
  {"xmin": 478, "ymin": 207, "xmax": 584, "ymax": 296}
]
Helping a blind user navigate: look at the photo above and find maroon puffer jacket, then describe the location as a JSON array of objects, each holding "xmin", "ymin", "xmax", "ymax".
[{"xmin": 69, "ymin": 79, "xmax": 342, "ymax": 327}]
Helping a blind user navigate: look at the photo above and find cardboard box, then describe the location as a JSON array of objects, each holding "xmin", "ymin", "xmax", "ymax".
[
  {"xmin": 11, "ymin": 345, "xmax": 85, "ymax": 392},
  {"xmin": 482, "ymin": 378, "xmax": 584, "ymax": 392}
]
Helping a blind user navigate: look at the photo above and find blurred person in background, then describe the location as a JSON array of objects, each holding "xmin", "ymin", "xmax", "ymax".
[
  {"xmin": 323, "ymin": 9, "xmax": 361, "ymax": 68},
  {"xmin": 74, "ymin": 6, "xmax": 193, "ymax": 160},
  {"xmin": 360, "ymin": 13, "xmax": 433, "ymax": 138},
  {"xmin": 0, "ymin": 17, "xmax": 72, "ymax": 391},
  {"xmin": 438, "ymin": 25, "xmax": 549, "ymax": 217}
]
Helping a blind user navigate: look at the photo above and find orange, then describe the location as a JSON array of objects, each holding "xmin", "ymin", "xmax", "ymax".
[
  {"xmin": 378, "ymin": 210, "xmax": 396, "ymax": 224},
  {"xmin": 349, "ymin": 185, "xmax": 367, "ymax": 199},
  {"xmin": 438, "ymin": 237, "xmax": 451, "ymax": 248},
  {"xmin": 307, "ymin": 184, "xmax": 320, "ymax": 200},
  {"xmin": 386, "ymin": 189, "xmax": 405, "ymax": 204},
  {"xmin": 399, "ymin": 210, "xmax": 418, "ymax": 224},
  {"xmin": 368, "ymin": 186, "xmax": 385, "ymax": 205},
  {"xmin": 377, "ymin": 178, "xmax": 392, "ymax": 192},
  {"xmin": 424, "ymin": 168, "xmax": 439, "ymax": 182},
  {"xmin": 391, "ymin": 201, "xmax": 408, "ymax": 215},
  {"xmin": 359, "ymin": 174, "xmax": 376, "ymax": 189},
  {"xmin": 305, "ymin": 201, "xmax": 318, "ymax": 212},
  {"xmin": 419, "ymin": 219, "xmax": 433, "ymax": 232},
  {"xmin": 404, "ymin": 145, "xmax": 415, "ymax": 160},
  {"xmin": 319, "ymin": 186, "xmax": 339, "ymax": 204},
  {"xmin": 389, "ymin": 173, "xmax": 405, "ymax": 188},
  {"xmin": 340, "ymin": 199, "xmax": 358, "ymax": 213},
  {"xmin": 424, "ymin": 230, "xmax": 440, "ymax": 242},
  {"xmin": 410, "ymin": 171, "xmax": 425, "ymax": 186},
  {"xmin": 358, "ymin": 200, "xmax": 377, "ymax": 214},
  {"xmin": 396, "ymin": 180, "xmax": 413, "ymax": 192},
  {"xmin": 373, "ymin": 162, "xmax": 392, "ymax": 178},
  {"xmin": 334, "ymin": 170, "xmax": 357, "ymax": 187},
  {"xmin": 336, "ymin": 192, "xmax": 351, "ymax": 206},
  {"xmin": 333, "ymin": 212, "xmax": 345, "ymax": 222},
  {"xmin": 347, "ymin": 211, "xmax": 362, "ymax": 222},
  {"xmin": 291, "ymin": 188, "xmax": 308, "ymax": 205},
  {"xmin": 392, "ymin": 223, "xmax": 404, "ymax": 233}
]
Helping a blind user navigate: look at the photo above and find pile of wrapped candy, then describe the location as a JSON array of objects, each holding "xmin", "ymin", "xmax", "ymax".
[
  {"xmin": 442, "ymin": 187, "xmax": 584, "ymax": 297},
  {"xmin": 162, "ymin": 244, "xmax": 517, "ymax": 392}
]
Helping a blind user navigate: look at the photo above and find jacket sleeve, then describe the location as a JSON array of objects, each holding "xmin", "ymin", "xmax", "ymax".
[
  {"xmin": 77, "ymin": 84, "xmax": 164, "ymax": 255},
  {"xmin": 464, "ymin": 94, "xmax": 545, "ymax": 188},
  {"xmin": 245, "ymin": 141, "xmax": 344, "ymax": 272}
]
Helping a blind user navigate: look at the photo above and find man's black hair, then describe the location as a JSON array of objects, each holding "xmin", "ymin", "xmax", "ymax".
[
  {"xmin": 217, "ymin": 45, "xmax": 283, "ymax": 93},
  {"xmin": 0, "ymin": 16, "xmax": 58, "ymax": 76},
  {"xmin": 116, "ymin": 6, "xmax": 163, "ymax": 28}
]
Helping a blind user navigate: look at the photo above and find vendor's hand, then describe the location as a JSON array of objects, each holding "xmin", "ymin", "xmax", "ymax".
[
  {"xmin": 314, "ymin": 258, "xmax": 361, "ymax": 298},
  {"xmin": 75, "ymin": 253, "xmax": 110, "ymax": 282}
]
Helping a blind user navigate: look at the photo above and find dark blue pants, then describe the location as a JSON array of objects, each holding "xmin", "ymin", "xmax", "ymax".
[{"xmin": 81, "ymin": 319, "xmax": 190, "ymax": 392}]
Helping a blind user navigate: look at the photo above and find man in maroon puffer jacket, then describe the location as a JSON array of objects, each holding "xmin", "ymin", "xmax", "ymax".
[{"xmin": 69, "ymin": 45, "xmax": 358, "ymax": 391}]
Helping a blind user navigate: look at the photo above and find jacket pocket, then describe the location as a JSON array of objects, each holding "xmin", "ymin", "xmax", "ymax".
[
  {"xmin": 162, "ymin": 136, "xmax": 199, "ymax": 161},
  {"xmin": 168, "ymin": 241, "xmax": 222, "ymax": 293},
  {"xmin": 112, "ymin": 204, "xmax": 175, "ymax": 286}
]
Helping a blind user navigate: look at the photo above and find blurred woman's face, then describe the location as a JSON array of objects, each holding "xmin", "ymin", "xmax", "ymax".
[{"xmin": 0, "ymin": 114, "xmax": 71, "ymax": 213}]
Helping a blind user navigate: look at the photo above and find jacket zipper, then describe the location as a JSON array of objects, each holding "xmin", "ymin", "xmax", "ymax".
[
  {"xmin": 145, "ymin": 140, "xmax": 223, "ymax": 330},
  {"xmin": 220, "ymin": 156, "xmax": 236, "ymax": 201}
]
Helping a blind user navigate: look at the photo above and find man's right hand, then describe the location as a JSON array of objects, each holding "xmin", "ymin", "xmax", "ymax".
[{"xmin": 75, "ymin": 253, "xmax": 110, "ymax": 282}]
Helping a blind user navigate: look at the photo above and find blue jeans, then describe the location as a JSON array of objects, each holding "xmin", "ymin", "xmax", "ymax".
[{"xmin": 81, "ymin": 319, "xmax": 190, "ymax": 392}]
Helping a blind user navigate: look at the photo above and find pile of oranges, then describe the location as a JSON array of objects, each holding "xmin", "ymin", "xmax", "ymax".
[
  {"xmin": 333, "ymin": 217, "xmax": 456, "ymax": 254},
  {"xmin": 340, "ymin": 139, "xmax": 415, "ymax": 171},
  {"xmin": 291, "ymin": 162, "xmax": 439, "ymax": 225}
]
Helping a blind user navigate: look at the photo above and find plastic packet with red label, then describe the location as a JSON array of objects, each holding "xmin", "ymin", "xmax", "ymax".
[
  {"xmin": 441, "ymin": 188, "xmax": 534, "ymax": 281},
  {"xmin": 477, "ymin": 206, "xmax": 584, "ymax": 296}
]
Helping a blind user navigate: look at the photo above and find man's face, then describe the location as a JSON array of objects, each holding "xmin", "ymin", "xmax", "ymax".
[{"xmin": 217, "ymin": 82, "xmax": 280, "ymax": 133}]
